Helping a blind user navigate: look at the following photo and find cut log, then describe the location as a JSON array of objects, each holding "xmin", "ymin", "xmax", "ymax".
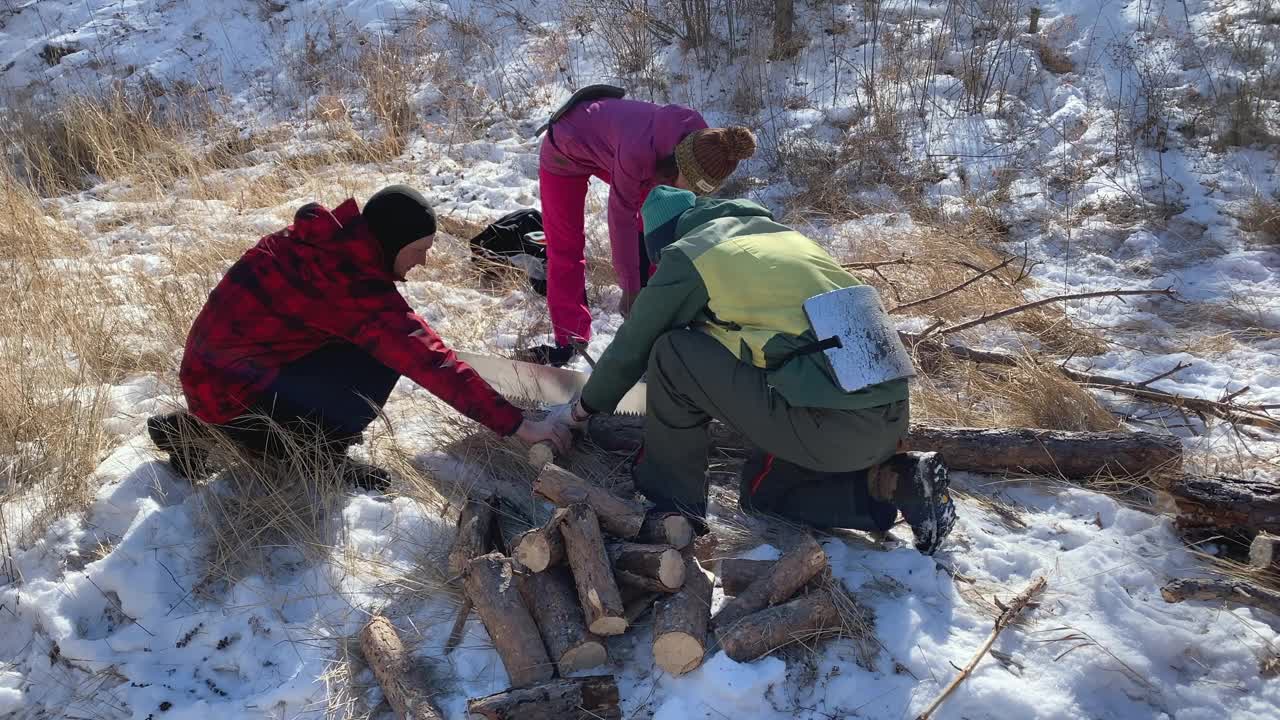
[
  {"xmin": 636, "ymin": 512, "xmax": 695, "ymax": 550},
  {"xmin": 1165, "ymin": 475, "xmax": 1280, "ymax": 536},
  {"xmin": 512, "ymin": 508, "xmax": 568, "ymax": 572},
  {"xmin": 1251, "ymin": 532, "xmax": 1280, "ymax": 570},
  {"xmin": 358, "ymin": 615, "xmax": 444, "ymax": 720},
  {"xmin": 718, "ymin": 558, "xmax": 774, "ymax": 597},
  {"xmin": 716, "ymin": 588, "xmax": 843, "ymax": 663},
  {"xmin": 652, "ymin": 555, "xmax": 714, "ymax": 675},
  {"xmin": 466, "ymin": 676, "xmax": 621, "ymax": 720},
  {"xmin": 559, "ymin": 504, "xmax": 629, "ymax": 636},
  {"xmin": 449, "ymin": 493, "xmax": 498, "ymax": 578},
  {"xmin": 713, "ymin": 534, "xmax": 828, "ymax": 631},
  {"xmin": 533, "ymin": 464, "xmax": 647, "ymax": 539},
  {"xmin": 902, "ymin": 425, "xmax": 1183, "ymax": 478},
  {"xmin": 594, "ymin": 416, "xmax": 1183, "ymax": 480},
  {"xmin": 608, "ymin": 542, "xmax": 686, "ymax": 593},
  {"xmin": 1161, "ymin": 577, "xmax": 1280, "ymax": 619},
  {"xmin": 518, "ymin": 567, "xmax": 608, "ymax": 674},
  {"xmin": 443, "ymin": 598, "xmax": 473, "ymax": 655},
  {"xmin": 462, "ymin": 553, "xmax": 554, "ymax": 687}
]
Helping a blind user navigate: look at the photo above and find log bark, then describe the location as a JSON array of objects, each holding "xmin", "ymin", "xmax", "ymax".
[
  {"xmin": 652, "ymin": 555, "xmax": 714, "ymax": 675},
  {"xmin": 449, "ymin": 493, "xmax": 498, "ymax": 578},
  {"xmin": 609, "ymin": 542, "xmax": 686, "ymax": 593},
  {"xmin": 462, "ymin": 553, "xmax": 554, "ymax": 687},
  {"xmin": 512, "ymin": 509, "xmax": 567, "ymax": 572},
  {"xmin": 466, "ymin": 676, "xmax": 621, "ymax": 720},
  {"xmin": 595, "ymin": 415, "xmax": 1183, "ymax": 480},
  {"xmin": 1161, "ymin": 577, "xmax": 1280, "ymax": 619},
  {"xmin": 559, "ymin": 504, "xmax": 629, "ymax": 636},
  {"xmin": 636, "ymin": 512, "xmax": 695, "ymax": 550},
  {"xmin": 358, "ymin": 615, "xmax": 445, "ymax": 720},
  {"xmin": 901, "ymin": 425, "xmax": 1183, "ymax": 479},
  {"xmin": 534, "ymin": 463, "xmax": 647, "ymax": 539},
  {"xmin": 518, "ymin": 567, "xmax": 608, "ymax": 674},
  {"xmin": 1165, "ymin": 475, "xmax": 1280, "ymax": 535},
  {"xmin": 713, "ymin": 534, "xmax": 828, "ymax": 631},
  {"xmin": 623, "ymin": 590, "xmax": 662, "ymax": 624},
  {"xmin": 1251, "ymin": 532, "xmax": 1280, "ymax": 570},
  {"xmin": 717, "ymin": 588, "xmax": 843, "ymax": 663},
  {"xmin": 718, "ymin": 558, "xmax": 775, "ymax": 597}
]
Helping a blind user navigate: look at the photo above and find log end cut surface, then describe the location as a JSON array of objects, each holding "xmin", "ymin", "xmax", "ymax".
[
  {"xmin": 588, "ymin": 616, "xmax": 629, "ymax": 636},
  {"xmin": 658, "ymin": 549, "xmax": 687, "ymax": 590},
  {"xmin": 559, "ymin": 642, "xmax": 608, "ymax": 673},
  {"xmin": 654, "ymin": 632, "xmax": 705, "ymax": 675}
]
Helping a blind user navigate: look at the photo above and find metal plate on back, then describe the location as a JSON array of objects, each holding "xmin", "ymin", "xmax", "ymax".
[{"xmin": 802, "ymin": 285, "xmax": 916, "ymax": 393}]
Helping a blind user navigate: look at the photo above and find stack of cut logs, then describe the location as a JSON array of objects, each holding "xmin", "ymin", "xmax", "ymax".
[{"xmin": 445, "ymin": 461, "xmax": 843, "ymax": 719}]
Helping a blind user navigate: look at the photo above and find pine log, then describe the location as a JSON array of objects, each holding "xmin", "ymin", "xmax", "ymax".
[
  {"xmin": 518, "ymin": 567, "xmax": 608, "ymax": 674},
  {"xmin": 608, "ymin": 542, "xmax": 686, "ymax": 593},
  {"xmin": 713, "ymin": 534, "xmax": 828, "ymax": 631},
  {"xmin": 1165, "ymin": 475, "xmax": 1280, "ymax": 536},
  {"xmin": 652, "ymin": 555, "xmax": 714, "ymax": 675},
  {"xmin": 449, "ymin": 493, "xmax": 498, "ymax": 578},
  {"xmin": 1251, "ymin": 532, "xmax": 1280, "ymax": 570},
  {"xmin": 636, "ymin": 512, "xmax": 695, "ymax": 550},
  {"xmin": 559, "ymin": 504, "xmax": 629, "ymax": 636},
  {"xmin": 717, "ymin": 588, "xmax": 843, "ymax": 662},
  {"xmin": 623, "ymin": 590, "xmax": 662, "ymax": 624},
  {"xmin": 1161, "ymin": 577, "xmax": 1280, "ymax": 619},
  {"xmin": 533, "ymin": 464, "xmax": 647, "ymax": 538},
  {"xmin": 358, "ymin": 616, "xmax": 444, "ymax": 720},
  {"xmin": 718, "ymin": 558, "xmax": 775, "ymax": 597},
  {"xmin": 466, "ymin": 676, "xmax": 621, "ymax": 720},
  {"xmin": 593, "ymin": 416, "xmax": 1183, "ymax": 480},
  {"xmin": 462, "ymin": 553, "xmax": 554, "ymax": 687},
  {"xmin": 512, "ymin": 508, "xmax": 568, "ymax": 572}
]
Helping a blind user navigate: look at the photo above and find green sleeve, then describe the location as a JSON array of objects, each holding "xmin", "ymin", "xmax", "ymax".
[{"xmin": 581, "ymin": 250, "xmax": 709, "ymax": 413}]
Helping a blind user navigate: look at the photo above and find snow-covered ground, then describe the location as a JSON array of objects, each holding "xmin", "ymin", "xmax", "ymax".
[{"xmin": 2, "ymin": 0, "xmax": 1279, "ymax": 718}]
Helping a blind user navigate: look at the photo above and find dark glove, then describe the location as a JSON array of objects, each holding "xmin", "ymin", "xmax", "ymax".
[{"xmin": 516, "ymin": 343, "xmax": 576, "ymax": 367}]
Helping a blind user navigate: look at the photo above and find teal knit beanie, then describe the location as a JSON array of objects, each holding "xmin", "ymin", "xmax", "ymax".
[{"xmin": 642, "ymin": 186, "xmax": 696, "ymax": 262}]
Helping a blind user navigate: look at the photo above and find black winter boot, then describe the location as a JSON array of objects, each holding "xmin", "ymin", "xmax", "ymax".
[
  {"xmin": 147, "ymin": 412, "xmax": 212, "ymax": 480},
  {"xmin": 871, "ymin": 452, "xmax": 956, "ymax": 555}
]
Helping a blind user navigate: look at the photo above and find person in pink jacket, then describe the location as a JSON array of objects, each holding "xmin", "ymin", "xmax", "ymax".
[{"xmin": 525, "ymin": 89, "xmax": 756, "ymax": 366}]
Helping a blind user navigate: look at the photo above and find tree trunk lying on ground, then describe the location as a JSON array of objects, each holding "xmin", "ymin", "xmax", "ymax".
[
  {"xmin": 713, "ymin": 533, "xmax": 828, "ymax": 631},
  {"xmin": 534, "ymin": 463, "xmax": 647, "ymax": 539},
  {"xmin": 1164, "ymin": 475, "xmax": 1280, "ymax": 536},
  {"xmin": 512, "ymin": 508, "xmax": 567, "ymax": 572},
  {"xmin": 1161, "ymin": 577, "xmax": 1280, "ymax": 619},
  {"xmin": 466, "ymin": 676, "xmax": 621, "ymax": 720},
  {"xmin": 1251, "ymin": 533, "xmax": 1280, "ymax": 570},
  {"xmin": 609, "ymin": 542, "xmax": 686, "ymax": 593},
  {"xmin": 359, "ymin": 616, "xmax": 445, "ymax": 720},
  {"xmin": 717, "ymin": 558, "xmax": 775, "ymax": 597},
  {"xmin": 462, "ymin": 553, "xmax": 554, "ymax": 687},
  {"xmin": 518, "ymin": 567, "xmax": 608, "ymax": 674},
  {"xmin": 652, "ymin": 555, "xmax": 714, "ymax": 675},
  {"xmin": 591, "ymin": 416, "xmax": 1183, "ymax": 480},
  {"xmin": 717, "ymin": 588, "xmax": 843, "ymax": 663},
  {"xmin": 559, "ymin": 504, "xmax": 629, "ymax": 636},
  {"xmin": 636, "ymin": 512, "xmax": 695, "ymax": 550},
  {"xmin": 449, "ymin": 493, "xmax": 498, "ymax": 578}
]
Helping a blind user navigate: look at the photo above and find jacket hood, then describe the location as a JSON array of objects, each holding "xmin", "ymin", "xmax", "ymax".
[{"xmin": 285, "ymin": 198, "xmax": 395, "ymax": 281}]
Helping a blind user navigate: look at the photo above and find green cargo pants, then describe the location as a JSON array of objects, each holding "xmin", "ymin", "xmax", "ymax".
[{"xmin": 633, "ymin": 329, "xmax": 908, "ymax": 530}]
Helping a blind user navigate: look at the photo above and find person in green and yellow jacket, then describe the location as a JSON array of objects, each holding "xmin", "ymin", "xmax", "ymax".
[{"xmin": 550, "ymin": 186, "xmax": 957, "ymax": 555}]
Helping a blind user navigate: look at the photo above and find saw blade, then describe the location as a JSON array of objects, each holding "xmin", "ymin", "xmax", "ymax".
[{"xmin": 456, "ymin": 350, "xmax": 647, "ymax": 415}]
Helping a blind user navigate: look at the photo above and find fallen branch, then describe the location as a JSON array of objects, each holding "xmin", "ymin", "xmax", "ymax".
[
  {"xmin": 359, "ymin": 616, "xmax": 445, "ymax": 720},
  {"xmin": 1161, "ymin": 578, "xmax": 1280, "ymax": 619},
  {"xmin": 934, "ymin": 288, "xmax": 1177, "ymax": 338},
  {"xmin": 841, "ymin": 254, "xmax": 911, "ymax": 271},
  {"xmin": 890, "ymin": 256, "xmax": 1018, "ymax": 315},
  {"xmin": 916, "ymin": 576, "xmax": 1048, "ymax": 720}
]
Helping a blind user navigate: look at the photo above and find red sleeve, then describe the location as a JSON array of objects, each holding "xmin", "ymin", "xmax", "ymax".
[{"xmin": 309, "ymin": 292, "xmax": 524, "ymax": 436}]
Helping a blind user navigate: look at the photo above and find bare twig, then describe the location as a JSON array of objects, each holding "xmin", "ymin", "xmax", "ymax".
[
  {"xmin": 842, "ymin": 254, "xmax": 911, "ymax": 271},
  {"xmin": 443, "ymin": 597, "xmax": 472, "ymax": 655},
  {"xmin": 890, "ymin": 256, "xmax": 1019, "ymax": 315},
  {"xmin": 1134, "ymin": 361, "xmax": 1193, "ymax": 388},
  {"xmin": 915, "ymin": 576, "xmax": 1047, "ymax": 720},
  {"xmin": 936, "ymin": 288, "xmax": 1178, "ymax": 337}
]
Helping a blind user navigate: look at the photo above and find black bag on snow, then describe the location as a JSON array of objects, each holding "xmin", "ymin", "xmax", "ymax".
[{"xmin": 468, "ymin": 208, "xmax": 548, "ymax": 295}]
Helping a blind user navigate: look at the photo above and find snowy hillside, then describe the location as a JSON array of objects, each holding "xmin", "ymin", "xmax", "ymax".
[{"xmin": 2, "ymin": 0, "xmax": 1279, "ymax": 718}]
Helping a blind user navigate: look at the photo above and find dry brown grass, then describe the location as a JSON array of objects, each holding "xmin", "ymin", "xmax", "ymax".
[{"xmin": 1240, "ymin": 193, "xmax": 1280, "ymax": 244}]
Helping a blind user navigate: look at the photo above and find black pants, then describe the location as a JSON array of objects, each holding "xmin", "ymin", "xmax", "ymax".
[{"xmin": 151, "ymin": 343, "xmax": 400, "ymax": 462}]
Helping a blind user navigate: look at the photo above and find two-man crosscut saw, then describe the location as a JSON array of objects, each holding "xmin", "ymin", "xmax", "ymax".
[{"xmin": 455, "ymin": 351, "xmax": 647, "ymax": 416}]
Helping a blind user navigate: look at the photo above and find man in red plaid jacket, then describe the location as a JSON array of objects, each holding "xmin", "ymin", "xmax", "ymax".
[{"xmin": 148, "ymin": 185, "xmax": 567, "ymax": 489}]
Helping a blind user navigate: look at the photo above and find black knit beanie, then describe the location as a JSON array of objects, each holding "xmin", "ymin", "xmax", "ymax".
[{"xmin": 362, "ymin": 185, "xmax": 437, "ymax": 270}]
